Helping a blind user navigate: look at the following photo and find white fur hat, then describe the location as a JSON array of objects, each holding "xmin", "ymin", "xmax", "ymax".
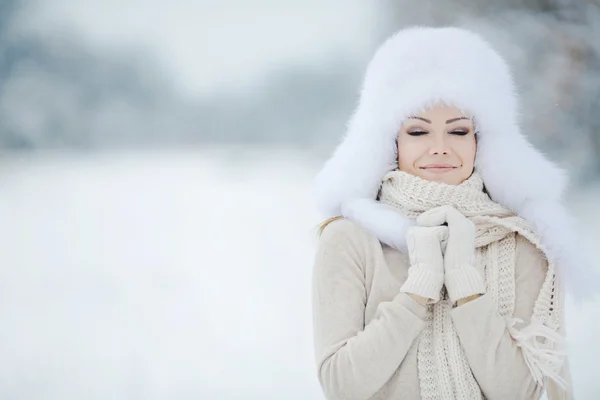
[{"xmin": 314, "ymin": 26, "xmax": 598, "ymax": 300}]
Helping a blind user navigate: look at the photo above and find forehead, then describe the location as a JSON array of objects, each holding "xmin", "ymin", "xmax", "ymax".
[{"xmin": 414, "ymin": 104, "xmax": 472, "ymax": 119}]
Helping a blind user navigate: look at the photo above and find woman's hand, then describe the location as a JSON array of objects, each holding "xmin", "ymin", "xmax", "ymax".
[
  {"xmin": 408, "ymin": 293, "xmax": 432, "ymax": 306},
  {"xmin": 455, "ymin": 293, "xmax": 482, "ymax": 306},
  {"xmin": 417, "ymin": 205, "xmax": 485, "ymax": 305},
  {"xmin": 400, "ymin": 225, "xmax": 448, "ymax": 304}
]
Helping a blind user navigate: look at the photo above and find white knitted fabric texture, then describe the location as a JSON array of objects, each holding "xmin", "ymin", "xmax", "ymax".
[{"xmin": 379, "ymin": 170, "xmax": 566, "ymax": 399}]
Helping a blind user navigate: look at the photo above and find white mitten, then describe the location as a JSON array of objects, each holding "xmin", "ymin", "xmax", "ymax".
[
  {"xmin": 400, "ymin": 225, "xmax": 448, "ymax": 304},
  {"xmin": 418, "ymin": 205, "xmax": 485, "ymax": 304}
]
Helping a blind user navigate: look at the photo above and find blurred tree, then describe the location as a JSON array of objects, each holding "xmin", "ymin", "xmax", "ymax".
[
  {"xmin": 548, "ymin": 0, "xmax": 600, "ymax": 177},
  {"xmin": 0, "ymin": 1, "xmax": 358, "ymax": 152},
  {"xmin": 0, "ymin": 0, "xmax": 182, "ymax": 149}
]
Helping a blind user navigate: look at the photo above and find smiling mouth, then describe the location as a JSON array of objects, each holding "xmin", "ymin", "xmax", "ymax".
[{"xmin": 419, "ymin": 165, "xmax": 458, "ymax": 172}]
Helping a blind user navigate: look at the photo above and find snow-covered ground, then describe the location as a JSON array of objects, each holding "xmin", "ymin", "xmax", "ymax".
[{"xmin": 0, "ymin": 149, "xmax": 598, "ymax": 399}]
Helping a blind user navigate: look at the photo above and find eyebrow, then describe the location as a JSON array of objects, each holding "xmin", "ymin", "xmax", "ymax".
[
  {"xmin": 407, "ymin": 116, "xmax": 470, "ymax": 124},
  {"xmin": 446, "ymin": 117, "xmax": 470, "ymax": 124}
]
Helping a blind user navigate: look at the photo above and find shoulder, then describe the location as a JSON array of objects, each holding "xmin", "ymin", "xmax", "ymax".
[
  {"xmin": 317, "ymin": 218, "xmax": 382, "ymax": 261},
  {"xmin": 313, "ymin": 219, "xmax": 378, "ymax": 281},
  {"xmin": 319, "ymin": 218, "xmax": 376, "ymax": 247}
]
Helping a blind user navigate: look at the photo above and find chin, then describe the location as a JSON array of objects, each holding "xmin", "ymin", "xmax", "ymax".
[
  {"xmin": 430, "ymin": 176, "xmax": 458, "ymax": 185},
  {"xmin": 415, "ymin": 170, "xmax": 467, "ymax": 185}
]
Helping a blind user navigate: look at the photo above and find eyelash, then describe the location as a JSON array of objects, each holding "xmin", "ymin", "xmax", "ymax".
[{"xmin": 407, "ymin": 130, "xmax": 470, "ymax": 136}]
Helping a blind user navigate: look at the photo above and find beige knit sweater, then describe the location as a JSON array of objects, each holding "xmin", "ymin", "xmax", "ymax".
[{"xmin": 312, "ymin": 218, "xmax": 572, "ymax": 400}]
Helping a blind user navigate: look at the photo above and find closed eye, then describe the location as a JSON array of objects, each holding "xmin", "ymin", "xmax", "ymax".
[
  {"xmin": 407, "ymin": 131, "xmax": 428, "ymax": 136},
  {"xmin": 449, "ymin": 130, "xmax": 470, "ymax": 136}
]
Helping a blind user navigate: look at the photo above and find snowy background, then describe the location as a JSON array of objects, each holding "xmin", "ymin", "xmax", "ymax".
[{"xmin": 0, "ymin": 1, "xmax": 599, "ymax": 399}]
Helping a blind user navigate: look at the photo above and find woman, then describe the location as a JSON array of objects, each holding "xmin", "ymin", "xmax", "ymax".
[{"xmin": 312, "ymin": 27, "xmax": 597, "ymax": 400}]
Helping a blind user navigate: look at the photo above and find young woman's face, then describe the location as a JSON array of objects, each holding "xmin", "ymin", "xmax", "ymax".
[{"xmin": 397, "ymin": 105, "xmax": 477, "ymax": 185}]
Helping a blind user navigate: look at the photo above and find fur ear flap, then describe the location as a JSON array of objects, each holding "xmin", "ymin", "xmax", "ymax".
[
  {"xmin": 341, "ymin": 198, "xmax": 413, "ymax": 253},
  {"xmin": 476, "ymin": 128, "xmax": 568, "ymax": 212},
  {"xmin": 314, "ymin": 107, "xmax": 398, "ymax": 219}
]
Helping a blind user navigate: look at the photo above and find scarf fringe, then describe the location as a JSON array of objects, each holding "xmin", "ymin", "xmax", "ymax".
[{"xmin": 506, "ymin": 317, "xmax": 569, "ymax": 390}]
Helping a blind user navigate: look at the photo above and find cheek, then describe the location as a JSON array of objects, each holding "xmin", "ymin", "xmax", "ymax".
[
  {"xmin": 457, "ymin": 138, "xmax": 477, "ymax": 164},
  {"xmin": 397, "ymin": 141, "xmax": 422, "ymax": 168}
]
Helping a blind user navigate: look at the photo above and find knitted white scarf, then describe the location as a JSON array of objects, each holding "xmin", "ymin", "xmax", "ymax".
[{"xmin": 378, "ymin": 170, "xmax": 568, "ymax": 400}]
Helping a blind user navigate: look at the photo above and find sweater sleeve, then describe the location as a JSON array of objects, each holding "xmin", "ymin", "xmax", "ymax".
[
  {"xmin": 312, "ymin": 219, "xmax": 428, "ymax": 400},
  {"xmin": 449, "ymin": 234, "xmax": 569, "ymax": 400}
]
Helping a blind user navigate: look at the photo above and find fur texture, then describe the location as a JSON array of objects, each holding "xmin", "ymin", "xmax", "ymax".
[
  {"xmin": 314, "ymin": 26, "xmax": 598, "ymax": 300},
  {"xmin": 341, "ymin": 198, "xmax": 414, "ymax": 254}
]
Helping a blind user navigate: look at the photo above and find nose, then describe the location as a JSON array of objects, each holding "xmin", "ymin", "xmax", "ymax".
[{"xmin": 428, "ymin": 132, "xmax": 450, "ymax": 155}]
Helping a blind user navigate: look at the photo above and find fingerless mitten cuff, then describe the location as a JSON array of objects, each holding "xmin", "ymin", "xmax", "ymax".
[
  {"xmin": 400, "ymin": 266, "xmax": 445, "ymax": 303},
  {"xmin": 445, "ymin": 266, "xmax": 485, "ymax": 304}
]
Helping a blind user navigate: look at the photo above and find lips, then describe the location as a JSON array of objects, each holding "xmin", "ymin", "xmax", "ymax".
[
  {"xmin": 420, "ymin": 164, "xmax": 457, "ymax": 169},
  {"xmin": 419, "ymin": 164, "xmax": 457, "ymax": 172}
]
